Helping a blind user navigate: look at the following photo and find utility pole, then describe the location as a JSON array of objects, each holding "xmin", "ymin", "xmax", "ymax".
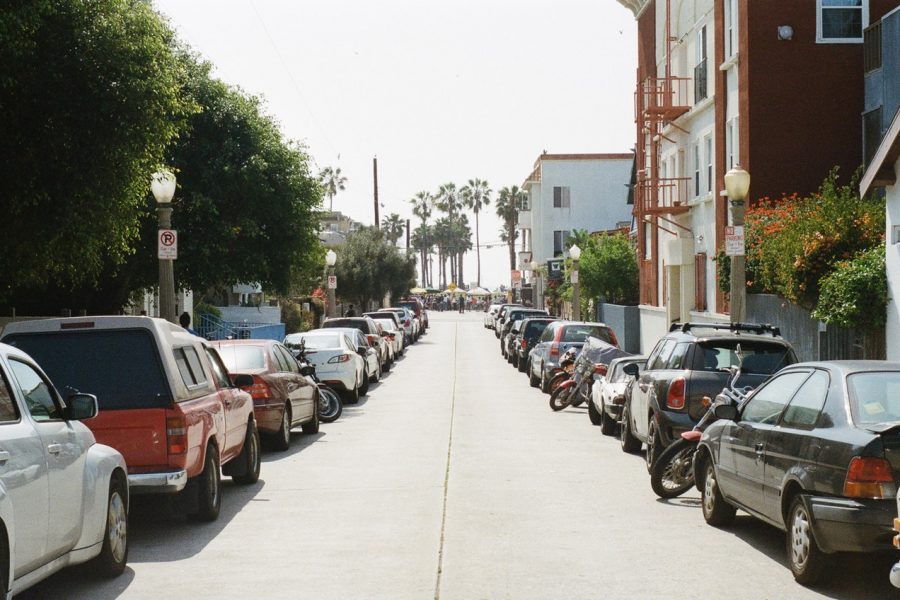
[
  {"xmin": 406, "ymin": 218, "xmax": 410, "ymax": 251},
  {"xmin": 373, "ymin": 156, "xmax": 380, "ymax": 229}
]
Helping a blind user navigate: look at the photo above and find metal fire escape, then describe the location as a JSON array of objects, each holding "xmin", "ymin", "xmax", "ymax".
[{"xmin": 634, "ymin": 0, "xmax": 692, "ymax": 304}]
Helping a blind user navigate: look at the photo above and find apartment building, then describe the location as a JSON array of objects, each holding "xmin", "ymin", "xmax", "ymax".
[{"xmin": 617, "ymin": 0, "xmax": 898, "ymax": 351}]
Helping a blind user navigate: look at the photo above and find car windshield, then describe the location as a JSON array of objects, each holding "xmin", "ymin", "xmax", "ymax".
[
  {"xmin": 324, "ymin": 319, "xmax": 367, "ymax": 333},
  {"xmin": 4, "ymin": 329, "xmax": 172, "ymax": 409},
  {"xmin": 375, "ymin": 319, "xmax": 396, "ymax": 331},
  {"xmin": 561, "ymin": 325, "xmax": 611, "ymax": 344},
  {"xmin": 295, "ymin": 334, "xmax": 342, "ymax": 350},
  {"xmin": 847, "ymin": 371, "xmax": 900, "ymax": 425},
  {"xmin": 692, "ymin": 341, "xmax": 793, "ymax": 374},
  {"xmin": 217, "ymin": 345, "xmax": 266, "ymax": 371}
]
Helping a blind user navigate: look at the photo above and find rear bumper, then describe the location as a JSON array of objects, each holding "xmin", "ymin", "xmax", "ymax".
[
  {"xmin": 128, "ymin": 469, "xmax": 188, "ymax": 495},
  {"xmin": 656, "ymin": 410, "xmax": 697, "ymax": 446},
  {"xmin": 806, "ymin": 495, "xmax": 895, "ymax": 554},
  {"xmin": 253, "ymin": 401, "xmax": 285, "ymax": 434}
]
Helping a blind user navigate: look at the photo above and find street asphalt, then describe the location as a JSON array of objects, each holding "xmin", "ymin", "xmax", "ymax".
[{"xmin": 20, "ymin": 311, "xmax": 898, "ymax": 599}]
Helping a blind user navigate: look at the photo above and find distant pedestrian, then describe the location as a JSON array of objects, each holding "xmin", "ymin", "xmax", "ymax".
[
  {"xmin": 179, "ymin": 312, "xmax": 199, "ymax": 336},
  {"xmin": 345, "ymin": 304, "xmax": 356, "ymax": 317}
]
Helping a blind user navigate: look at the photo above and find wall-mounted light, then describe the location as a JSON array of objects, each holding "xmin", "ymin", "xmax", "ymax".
[{"xmin": 777, "ymin": 25, "xmax": 794, "ymax": 41}]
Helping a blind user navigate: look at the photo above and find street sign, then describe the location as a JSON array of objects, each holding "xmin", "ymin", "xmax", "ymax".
[
  {"xmin": 570, "ymin": 270, "xmax": 579, "ymax": 284},
  {"xmin": 511, "ymin": 270, "xmax": 522, "ymax": 288},
  {"xmin": 517, "ymin": 251, "xmax": 532, "ymax": 271},
  {"xmin": 547, "ymin": 259, "xmax": 563, "ymax": 280},
  {"xmin": 725, "ymin": 225, "xmax": 744, "ymax": 256},
  {"xmin": 158, "ymin": 229, "xmax": 177, "ymax": 260},
  {"xmin": 327, "ymin": 275, "xmax": 337, "ymax": 290}
]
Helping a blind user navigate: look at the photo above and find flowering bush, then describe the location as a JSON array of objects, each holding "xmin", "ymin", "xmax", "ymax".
[{"xmin": 812, "ymin": 245, "xmax": 887, "ymax": 330}]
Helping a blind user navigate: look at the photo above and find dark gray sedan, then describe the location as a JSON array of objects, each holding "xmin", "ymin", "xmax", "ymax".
[{"xmin": 694, "ymin": 361, "xmax": 900, "ymax": 586}]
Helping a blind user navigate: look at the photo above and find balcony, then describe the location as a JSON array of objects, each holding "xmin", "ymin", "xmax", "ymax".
[
  {"xmin": 694, "ymin": 59, "xmax": 708, "ymax": 103},
  {"xmin": 637, "ymin": 177, "xmax": 691, "ymax": 216},
  {"xmin": 637, "ymin": 76, "xmax": 691, "ymax": 122}
]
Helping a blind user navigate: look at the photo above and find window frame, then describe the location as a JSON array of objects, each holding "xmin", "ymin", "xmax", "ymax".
[
  {"xmin": 8, "ymin": 358, "xmax": 64, "ymax": 422},
  {"xmin": 693, "ymin": 143, "xmax": 701, "ymax": 197},
  {"xmin": 204, "ymin": 348, "xmax": 233, "ymax": 389},
  {"xmin": 724, "ymin": 0, "xmax": 738, "ymax": 58},
  {"xmin": 740, "ymin": 371, "xmax": 811, "ymax": 425},
  {"xmin": 552, "ymin": 186, "xmax": 571, "ymax": 208},
  {"xmin": 779, "ymin": 369, "xmax": 830, "ymax": 430},
  {"xmin": 816, "ymin": 0, "xmax": 868, "ymax": 44}
]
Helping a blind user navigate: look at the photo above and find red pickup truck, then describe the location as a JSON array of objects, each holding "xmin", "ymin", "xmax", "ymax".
[{"xmin": 3, "ymin": 316, "xmax": 261, "ymax": 521}]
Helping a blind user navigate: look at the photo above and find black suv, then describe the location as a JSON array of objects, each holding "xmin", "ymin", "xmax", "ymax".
[
  {"xmin": 512, "ymin": 317, "xmax": 556, "ymax": 372},
  {"xmin": 620, "ymin": 322, "xmax": 797, "ymax": 470},
  {"xmin": 499, "ymin": 308, "xmax": 549, "ymax": 356}
]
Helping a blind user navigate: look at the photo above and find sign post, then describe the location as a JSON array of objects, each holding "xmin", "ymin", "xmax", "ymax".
[{"xmin": 158, "ymin": 229, "xmax": 178, "ymax": 260}]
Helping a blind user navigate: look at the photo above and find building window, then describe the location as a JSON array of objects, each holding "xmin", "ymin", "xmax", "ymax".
[
  {"xmin": 693, "ymin": 143, "xmax": 700, "ymax": 197},
  {"xmin": 705, "ymin": 136, "xmax": 713, "ymax": 194},
  {"xmin": 553, "ymin": 186, "xmax": 571, "ymax": 208},
  {"xmin": 694, "ymin": 253, "xmax": 707, "ymax": 311},
  {"xmin": 553, "ymin": 230, "xmax": 571, "ymax": 256},
  {"xmin": 724, "ymin": 0, "xmax": 738, "ymax": 58},
  {"xmin": 725, "ymin": 117, "xmax": 739, "ymax": 169},
  {"xmin": 817, "ymin": 0, "xmax": 868, "ymax": 44},
  {"xmin": 694, "ymin": 25, "xmax": 708, "ymax": 103}
]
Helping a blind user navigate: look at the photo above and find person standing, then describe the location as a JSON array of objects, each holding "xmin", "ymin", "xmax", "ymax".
[{"xmin": 345, "ymin": 304, "xmax": 356, "ymax": 317}]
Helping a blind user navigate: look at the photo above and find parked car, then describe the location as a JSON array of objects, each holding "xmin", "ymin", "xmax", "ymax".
[
  {"xmin": 383, "ymin": 307, "xmax": 418, "ymax": 344},
  {"xmin": 315, "ymin": 327, "xmax": 380, "ymax": 392},
  {"xmin": 213, "ymin": 339, "xmax": 319, "ymax": 451},
  {"xmin": 528, "ymin": 321, "xmax": 618, "ymax": 393},
  {"xmin": 512, "ymin": 317, "xmax": 556, "ymax": 372},
  {"xmin": 397, "ymin": 297, "xmax": 427, "ymax": 333},
  {"xmin": 493, "ymin": 304, "xmax": 524, "ymax": 338},
  {"xmin": 695, "ymin": 361, "xmax": 900, "ymax": 585},
  {"xmin": 620, "ymin": 322, "xmax": 797, "ymax": 470},
  {"xmin": 284, "ymin": 330, "xmax": 369, "ymax": 403},
  {"xmin": 3, "ymin": 316, "xmax": 261, "ymax": 522},
  {"xmin": 372, "ymin": 317, "xmax": 405, "ymax": 358},
  {"xmin": 0, "ymin": 343, "xmax": 129, "ymax": 595},
  {"xmin": 499, "ymin": 308, "xmax": 549, "ymax": 355},
  {"xmin": 590, "ymin": 356, "xmax": 647, "ymax": 435},
  {"xmin": 364, "ymin": 310, "xmax": 403, "ymax": 331},
  {"xmin": 484, "ymin": 302, "xmax": 503, "ymax": 329},
  {"xmin": 323, "ymin": 317, "xmax": 390, "ymax": 371}
]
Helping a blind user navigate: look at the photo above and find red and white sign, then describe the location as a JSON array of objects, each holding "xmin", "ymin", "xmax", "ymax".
[
  {"xmin": 158, "ymin": 229, "xmax": 177, "ymax": 260},
  {"xmin": 511, "ymin": 270, "xmax": 522, "ymax": 288},
  {"xmin": 327, "ymin": 275, "xmax": 337, "ymax": 290},
  {"xmin": 725, "ymin": 226, "xmax": 744, "ymax": 257},
  {"xmin": 570, "ymin": 270, "xmax": 579, "ymax": 284}
]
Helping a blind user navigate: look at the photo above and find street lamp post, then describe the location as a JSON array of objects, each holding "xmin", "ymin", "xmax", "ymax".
[
  {"xmin": 325, "ymin": 249, "xmax": 337, "ymax": 318},
  {"xmin": 569, "ymin": 244, "xmax": 582, "ymax": 321},
  {"xmin": 151, "ymin": 171, "xmax": 177, "ymax": 323},
  {"xmin": 724, "ymin": 165, "xmax": 751, "ymax": 323},
  {"xmin": 530, "ymin": 260, "xmax": 541, "ymax": 310}
]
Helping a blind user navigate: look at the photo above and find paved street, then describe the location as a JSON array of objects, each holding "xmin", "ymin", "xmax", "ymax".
[{"xmin": 21, "ymin": 311, "xmax": 898, "ymax": 599}]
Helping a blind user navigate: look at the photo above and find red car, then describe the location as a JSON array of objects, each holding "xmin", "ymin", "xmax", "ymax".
[{"xmin": 214, "ymin": 339, "xmax": 319, "ymax": 451}]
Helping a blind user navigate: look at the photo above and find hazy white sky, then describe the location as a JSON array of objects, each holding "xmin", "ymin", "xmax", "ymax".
[{"xmin": 154, "ymin": 0, "xmax": 638, "ymax": 289}]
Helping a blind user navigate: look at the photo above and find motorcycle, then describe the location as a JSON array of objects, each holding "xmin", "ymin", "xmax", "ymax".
[
  {"xmin": 546, "ymin": 347, "xmax": 579, "ymax": 396},
  {"xmin": 549, "ymin": 337, "xmax": 631, "ymax": 412},
  {"xmin": 291, "ymin": 340, "xmax": 343, "ymax": 423},
  {"xmin": 649, "ymin": 365, "xmax": 750, "ymax": 499}
]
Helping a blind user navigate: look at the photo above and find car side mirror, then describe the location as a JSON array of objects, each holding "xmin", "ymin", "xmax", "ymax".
[
  {"xmin": 66, "ymin": 393, "xmax": 98, "ymax": 420},
  {"xmin": 714, "ymin": 404, "xmax": 739, "ymax": 421},
  {"xmin": 623, "ymin": 363, "xmax": 640, "ymax": 378},
  {"xmin": 357, "ymin": 347, "xmax": 367, "ymax": 355},
  {"xmin": 231, "ymin": 373, "xmax": 254, "ymax": 388},
  {"xmin": 299, "ymin": 365, "xmax": 315, "ymax": 377}
]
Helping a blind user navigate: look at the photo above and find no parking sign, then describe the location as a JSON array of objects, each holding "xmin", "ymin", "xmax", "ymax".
[{"xmin": 158, "ymin": 229, "xmax": 178, "ymax": 259}]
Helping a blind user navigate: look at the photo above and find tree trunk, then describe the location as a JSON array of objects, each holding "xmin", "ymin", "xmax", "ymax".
[
  {"xmin": 508, "ymin": 222, "xmax": 516, "ymax": 270},
  {"xmin": 475, "ymin": 211, "xmax": 481, "ymax": 287},
  {"xmin": 458, "ymin": 252, "xmax": 464, "ymax": 286}
]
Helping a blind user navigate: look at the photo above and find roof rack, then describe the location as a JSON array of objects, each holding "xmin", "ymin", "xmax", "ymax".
[{"xmin": 668, "ymin": 322, "xmax": 781, "ymax": 337}]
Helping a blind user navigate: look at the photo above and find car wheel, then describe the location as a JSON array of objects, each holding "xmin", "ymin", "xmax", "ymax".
[
  {"xmin": 619, "ymin": 405, "xmax": 642, "ymax": 454},
  {"xmin": 345, "ymin": 376, "xmax": 360, "ymax": 404},
  {"xmin": 517, "ymin": 355, "xmax": 527, "ymax": 373},
  {"xmin": 271, "ymin": 403, "xmax": 292, "ymax": 451},
  {"xmin": 190, "ymin": 444, "xmax": 221, "ymax": 522},
  {"xmin": 302, "ymin": 400, "xmax": 320, "ymax": 435},
  {"xmin": 369, "ymin": 362, "xmax": 380, "ymax": 384},
  {"xmin": 383, "ymin": 356, "xmax": 392, "ymax": 372},
  {"xmin": 529, "ymin": 361, "xmax": 540, "ymax": 387},
  {"xmin": 232, "ymin": 421, "xmax": 261, "ymax": 485},
  {"xmin": 540, "ymin": 370, "xmax": 550, "ymax": 394},
  {"xmin": 599, "ymin": 401, "xmax": 618, "ymax": 436},
  {"xmin": 90, "ymin": 474, "xmax": 128, "ymax": 577},
  {"xmin": 700, "ymin": 457, "xmax": 736, "ymax": 527},
  {"xmin": 588, "ymin": 399, "xmax": 603, "ymax": 425},
  {"xmin": 645, "ymin": 416, "xmax": 663, "ymax": 472},
  {"xmin": 787, "ymin": 495, "xmax": 831, "ymax": 585},
  {"xmin": 360, "ymin": 368, "xmax": 370, "ymax": 395}
]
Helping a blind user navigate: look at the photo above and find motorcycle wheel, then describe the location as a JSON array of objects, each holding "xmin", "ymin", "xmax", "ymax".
[
  {"xmin": 318, "ymin": 385, "xmax": 343, "ymax": 423},
  {"xmin": 571, "ymin": 387, "xmax": 587, "ymax": 408},
  {"xmin": 650, "ymin": 438, "xmax": 697, "ymax": 499},
  {"xmin": 548, "ymin": 372, "xmax": 569, "ymax": 396},
  {"xmin": 549, "ymin": 385, "xmax": 572, "ymax": 411}
]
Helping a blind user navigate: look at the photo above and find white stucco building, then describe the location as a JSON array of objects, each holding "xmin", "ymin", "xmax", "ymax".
[{"xmin": 517, "ymin": 153, "xmax": 634, "ymax": 268}]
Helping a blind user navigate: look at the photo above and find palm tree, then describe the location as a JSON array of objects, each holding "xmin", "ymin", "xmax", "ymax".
[
  {"xmin": 496, "ymin": 186, "xmax": 526, "ymax": 271},
  {"xmin": 435, "ymin": 182, "xmax": 460, "ymax": 218},
  {"xmin": 409, "ymin": 191, "xmax": 433, "ymax": 285},
  {"xmin": 460, "ymin": 178, "xmax": 491, "ymax": 287},
  {"xmin": 381, "ymin": 213, "xmax": 405, "ymax": 246},
  {"xmin": 319, "ymin": 166, "xmax": 347, "ymax": 212},
  {"xmin": 451, "ymin": 214, "xmax": 473, "ymax": 286},
  {"xmin": 411, "ymin": 224, "xmax": 432, "ymax": 287}
]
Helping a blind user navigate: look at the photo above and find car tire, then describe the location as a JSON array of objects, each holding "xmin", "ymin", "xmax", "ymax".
[
  {"xmin": 190, "ymin": 444, "xmax": 221, "ymax": 522},
  {"xmin": 369, "ymin": 362, "xmax": 380, "ymax": 384},
  {"xmin": 383, "ymin": 356, "xmax": 391, "ymax": 372},
  {"xmin": 359, "ymin": 368, "xmax": 370, "ymax": 396},
  {"xmin": 645, "ymin": 416, "xmax": 663, "ymax": 473},
  {"xmin": 517, "ymin": 356, "xmax": 527, "ymax": 373},
  {"xmin": 588, "ymin": 399, "xmax": 603, "ymax": 425},
  {"xmin": 529, "ymin": 361, "xmax": 540, "ymax": 388},
  {"xmin": 232, "ymin": 421, "xmax": 261, "ymax": 485},
  {"xmin": 271, "ymin": 403, "xmax": 292, "ymax": 451},
  {"xmin": 90, "ymin": 473, "xmax": 128, "ymax": 577},
  {"xmin": 787, "ymin": 495, "xmax": 831, "ymax": 585},
  {"xmin": 540, "ymin": 370, "xmax": 549, "ymax": 394},
  {"xmin": 345, "ymin": 378, "xmax": 360, "ymax": 404},
  {"xmin": 700, "ymin": 458, "xmax": 736, "ymax": 527},
  {"xmin": 302, "ymin": 401, "xmax": 320, "ymax": 435},
  {"xmin": 599, "ymin": 402, "xmax": 618, "ymax": 436},
  {"xmin": 619, "ymin": 405, "xmax": 642, "ymax": 454}
]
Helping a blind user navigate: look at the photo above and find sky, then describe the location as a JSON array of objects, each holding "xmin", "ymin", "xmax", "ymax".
[{"xmin": 154, "ymin": 0, "xmax": 639, "ymax": 290}]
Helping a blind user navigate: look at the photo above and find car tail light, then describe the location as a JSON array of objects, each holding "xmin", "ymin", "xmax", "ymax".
[
  {"xmin": 844, "ymin": 457, "xmax": 896, "ymax": 499},
  {"xmin": 166, "ymin": 415, "xmax": 187, "ymax": 455},
  {"xmin": 666, "ymin": 377, "xmax": 686, "ymax": 410},
  {"xmin": 608, "ymin": 329, "xmax": 620, "ymax": 348},
  {"xmin": 550, "ymin": 343, "xmax": 560, "ymax": 358},
  {"xmin": 244, "ymin": 375, "xmax": 271, "ymax": 400},
  {"xmin": 328, "ymin": 354, "xmax": 351, "ymax": 364},
  {"xmin": 366, "ymin": 334, "xmax": 378, "ymax": 346},
  {"xmin": 521, "ymin": 339, "xmax": 527, "ymax": 349},
  {"xmin": 593, "ymin": 363, "xmax": 608, "ymax": 376}
]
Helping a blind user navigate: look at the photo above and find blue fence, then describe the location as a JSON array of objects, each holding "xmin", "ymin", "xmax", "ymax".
[{"xmin": 197, "ymin": 313, "xmax": 285, "ymax": 342}]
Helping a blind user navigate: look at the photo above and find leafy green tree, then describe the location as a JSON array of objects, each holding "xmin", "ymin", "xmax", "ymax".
[
  {"xmin": 496, "ymin": 186, "xmax": 524, "ymax": 270},
  {"xmin": 461, "ymin": 178, "xmax": 491, "ymax": 287},
  {"xmin": 335, "ymin": 227, "xmax": 416, "ymax": 306},
  {"xmin": 812, "ymin": 244, "xmax": 887, "ymax": 330},
  {"xmin": 319, "ymin": 166, "xmax": 346, "ymax": 212},
  {"xmin": 409, "ymin": 191, "xmax": 433, "ymax": 285},
  {"xmin": 577, "ymin": 233, "xmax": 639, "ymax": 306},
  {"xmin": 381, "ymin": 213, "xmax": 406, "ymax": 246},
  {"xmin": 0, "ymin": 0, "xmax": 194, "ymax": 303}
]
